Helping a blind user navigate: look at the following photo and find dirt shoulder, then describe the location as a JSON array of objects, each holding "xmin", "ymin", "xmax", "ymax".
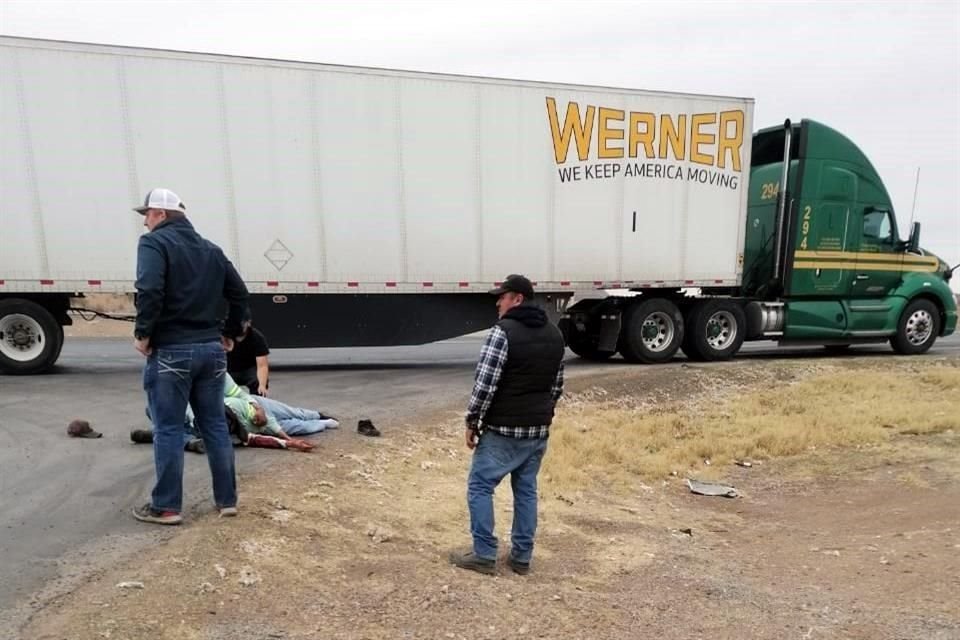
[
  {"xmin": 22, "ymin": 356, "xmax": 960, "ymax": 640},
  {"xmin": 66, "ymin": 294, "xmax": 134, "ymax": 338}
]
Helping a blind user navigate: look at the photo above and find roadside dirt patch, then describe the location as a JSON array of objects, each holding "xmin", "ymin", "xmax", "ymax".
[
  {"xmin": 21, "ymin": 356, "xmax": 960, "ymax": 640},
  {"xmin": 66, "ymin": 294, "xmax": 134, "ymax": 338}
]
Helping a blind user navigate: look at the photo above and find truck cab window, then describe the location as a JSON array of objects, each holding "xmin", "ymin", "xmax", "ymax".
[{"xmin": 863, "ymin": 210, "xmax": 893, "ymax": 245}]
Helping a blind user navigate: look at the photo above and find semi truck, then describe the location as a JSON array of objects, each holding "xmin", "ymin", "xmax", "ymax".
[{"xmin": 0, "ymin": 36, "xmax": 956, "ymax": 374}]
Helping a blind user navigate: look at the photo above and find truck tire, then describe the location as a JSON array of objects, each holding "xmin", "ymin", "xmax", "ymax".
[
  {"xmin": 890, "ymin": 298, "xmax": 940, "ymax": 355},
  {"xmin": 53, "ymin": 324, "xmax": 66, "ymax": 362},
  {"xmin": 618, "ymin": 298, "xmax": 684, "ymax": 364},
  {"xmin": 0, "ymin": 299, "xmax": 64, "ymax": 375},
  {"xmin": 680, "ymin": 304, "xmax": 704, "ymax": 361},
  {"xmin": 559, "ymin": 317, "xmax": 613, "ymax": 361},
  {"xmin": 682, "ymin": 299, "xmax": 745, "ymax": 362}
]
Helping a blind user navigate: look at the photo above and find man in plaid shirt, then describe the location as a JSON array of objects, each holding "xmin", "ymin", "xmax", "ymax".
[{"xmin": 450, "ymin": 275, "xmax": 565, "ymax": 575}]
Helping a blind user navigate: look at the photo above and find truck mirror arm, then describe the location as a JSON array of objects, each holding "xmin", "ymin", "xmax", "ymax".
[{"xmin": 906, "ymin": 221, "xmax": 921, "ymax": 253}]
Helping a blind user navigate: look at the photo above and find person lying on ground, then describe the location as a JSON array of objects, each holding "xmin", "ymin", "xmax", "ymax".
[
  {"xmin": 223, "ymin": 395, "xmax": 335, "ymax": 445},
  {"xmin": 224, "ymin": 374, "xmax": 339, "ymax": 436},
  {"xmin": 133, "ymin": 407, "xmax": 314, "ymax": 453},
  {"xmin": 224, "ymin": 406, "xmax": 314, "ymax": 452},
  {"xmin": 132, "ymin": 372, "xmax": 337, "ymax": 448}
]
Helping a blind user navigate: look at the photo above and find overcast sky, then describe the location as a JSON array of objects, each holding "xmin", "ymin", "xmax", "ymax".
[{"xmin": 2, "ymin": 0, "xmax": 958, "ymax": 288}]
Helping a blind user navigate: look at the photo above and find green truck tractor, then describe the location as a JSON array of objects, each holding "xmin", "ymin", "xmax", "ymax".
[{"xmin": 562, "ymin": 119, "xmax": 957, "ymax": 363}]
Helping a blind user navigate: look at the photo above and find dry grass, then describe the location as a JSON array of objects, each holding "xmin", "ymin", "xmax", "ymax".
[{"xmin": 542, "ymin": 361, "xmax": 960, "ymax": 490}]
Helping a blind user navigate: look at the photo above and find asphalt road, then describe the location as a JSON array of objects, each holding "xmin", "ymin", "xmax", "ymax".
[{"xmin": 1, "ymin": 332, "xmax": 958, "ymax": 629}]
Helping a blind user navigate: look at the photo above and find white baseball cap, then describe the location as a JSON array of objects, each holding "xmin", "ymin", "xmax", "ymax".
[{"xmin": 133, "ymin": 188, "xmax": 186, "ymax": 214}]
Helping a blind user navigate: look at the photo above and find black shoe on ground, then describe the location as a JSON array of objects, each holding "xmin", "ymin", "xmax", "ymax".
[
  {"xmin": 132, "ymin": 502, "xmax": 182, "ymax": 525},
  {"xmin": 130, "ymin": 429, "xmax": 154, "ymax": 444},
  {"xmin": 508, "ymin": 555, "xmax": 530, "ymax": 575},
  {"xmin": 357, "ymin": 419, "xmax": 381, "ymax": 437},
  {"xmin": 184, "ymin": 438, "xmax": 206, "ymax": 454},
  {"xmin": 449, "ymin": 549, "xmax": 496, "ymax": 575}
]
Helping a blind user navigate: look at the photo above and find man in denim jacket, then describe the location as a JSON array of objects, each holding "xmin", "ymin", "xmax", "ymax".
[{"xmin": 132, "ymin": 188, "xmax": 248, "ymax": 525}]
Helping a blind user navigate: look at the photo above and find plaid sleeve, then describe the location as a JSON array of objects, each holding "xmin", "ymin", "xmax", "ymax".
[
  {"xmin": 465, "ymin": 325, "xmax": 508, "ymax": 426},
  {"xmin": 550, "ymin": 361, "xmax": 565, "ymax": 402}
]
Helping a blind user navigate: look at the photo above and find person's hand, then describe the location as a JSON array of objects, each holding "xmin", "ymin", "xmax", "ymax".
[
  {"xmin": 134, "ymin": 337, "xmax": 152, "ymax": 356},
  {"xmin": 259, "ymin": 386, "xmax": 268, "ymax": 397},
  {"xmin": 465, "ymin": 427, "xmax": 478, "ymax": 450},
  {"xmin": 221, "ymin": 336, "xmax": 235, "ymax": 352},
  {"xmin": 287, "ymin": 439, "xmax": 314, "ymax": 452}
]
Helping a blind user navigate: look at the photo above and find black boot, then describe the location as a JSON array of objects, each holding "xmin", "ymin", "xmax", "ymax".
[{"xmin": 130, "ymin": 429, "xmax": 154, "ymax": 444}]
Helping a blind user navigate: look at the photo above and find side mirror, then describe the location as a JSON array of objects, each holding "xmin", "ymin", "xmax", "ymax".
[{"xmin": 907, "ymin": 221, "xmax": 921, "ymax": 253}]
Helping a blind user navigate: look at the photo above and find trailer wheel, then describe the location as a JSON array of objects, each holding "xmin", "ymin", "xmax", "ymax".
[
  {"xmin": 54, "ymin": 324, "xmax": 65, "ymax": 362},
  {"xmin": 0, "ymin": 299, "xmax": 64, "ymax": 375},
  {"xmin": 619, "ymin": 298, "xmax": 684, "ymax": 364},
  {"xmin": 679, "ymin": 338, "xmax": 699, "ymax": 361},
  {"xmin": 559, "ymin": 317, "xmax": 614, "ymax": 361},
  {"xmin": 680, "ymin": 304, "xmax": 704, "ymax": 361},
  {"xmin": 682, "ymin": 300, "xmax": 745, "ymax": 362},
  {"xmin": 890, "ymin": 298, "xmax": 939, "ymax": 355}
]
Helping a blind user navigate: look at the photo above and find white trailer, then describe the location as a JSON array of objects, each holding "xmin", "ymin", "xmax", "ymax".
[{"xmin": 0, "ymin": 36, "xmax": 753, "ymax": 373}]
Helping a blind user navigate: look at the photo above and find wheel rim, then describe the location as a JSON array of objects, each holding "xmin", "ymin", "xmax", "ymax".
[
  {"xmin": 704, "ymin": 310, "xmax": 737, "ymax": 351},
  {"xmin": 640, "ymin": 311, "xmax": 675, "ymax": 352},
  {"xmin": 905, "ymin": 309, "xmax": 933, "ymax": 346},
  {"xmin": 0, "ymin": 313, "xmax": 46, "ymax": 362}
]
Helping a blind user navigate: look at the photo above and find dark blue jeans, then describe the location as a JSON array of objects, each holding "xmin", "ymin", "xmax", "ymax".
[
  {"xmin": 143, "ymin": 342, "xmax": 236, "ymax": 513},
  {"xmin": 467, "ymin": 431, "xmax": 548, "ymax": 563}
]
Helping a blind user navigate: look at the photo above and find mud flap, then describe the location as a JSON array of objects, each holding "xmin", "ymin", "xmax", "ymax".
[{"xmin": 597, "ymin": 312, "xmax": 621, "ymax": 352}]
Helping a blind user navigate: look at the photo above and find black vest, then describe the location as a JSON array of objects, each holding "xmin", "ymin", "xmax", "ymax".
[{"xmin": 483, "ymin": 308, "xmax": 565, "ymax": 427}]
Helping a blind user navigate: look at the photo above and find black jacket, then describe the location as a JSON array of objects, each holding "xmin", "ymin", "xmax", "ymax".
[
  {"xmin": 134, "ymin": 217, "xmax": 248, "ymax": 347},
  {"xmin": 482, "ymin": 304, "xmax": 565, "ymax": 427}
]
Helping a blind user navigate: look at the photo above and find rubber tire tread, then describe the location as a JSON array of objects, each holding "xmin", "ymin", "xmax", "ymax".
[
  {"xmin": 619, "ymin": 298, "xmax": 684, "ymax": 364},
  {"xmin": 680, "ymin": 303, "xmax": 707, "ymax": 361},
  {"xmin": 0, "ymin": 299, "xmax": 63, "ymax": 375},
  {"xmin": 890, "ymin": 298, "xmax": 940, "ymax": 355},
  {"xmin": 685, "ymin": 299, "xmax": 745, "ymax": 362}
]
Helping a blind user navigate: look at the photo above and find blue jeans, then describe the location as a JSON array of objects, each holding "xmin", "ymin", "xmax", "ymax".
[
  {"xmin": 256, "ymin": 397, "xmax": 339, "ymax": 436},
  {"xmin": 467, "ymin": 431, "xmax": 548, "ymax": 563},
  {"xmin": 143, "ymin": 342, "xmax": 237, "ymax": 513}
]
